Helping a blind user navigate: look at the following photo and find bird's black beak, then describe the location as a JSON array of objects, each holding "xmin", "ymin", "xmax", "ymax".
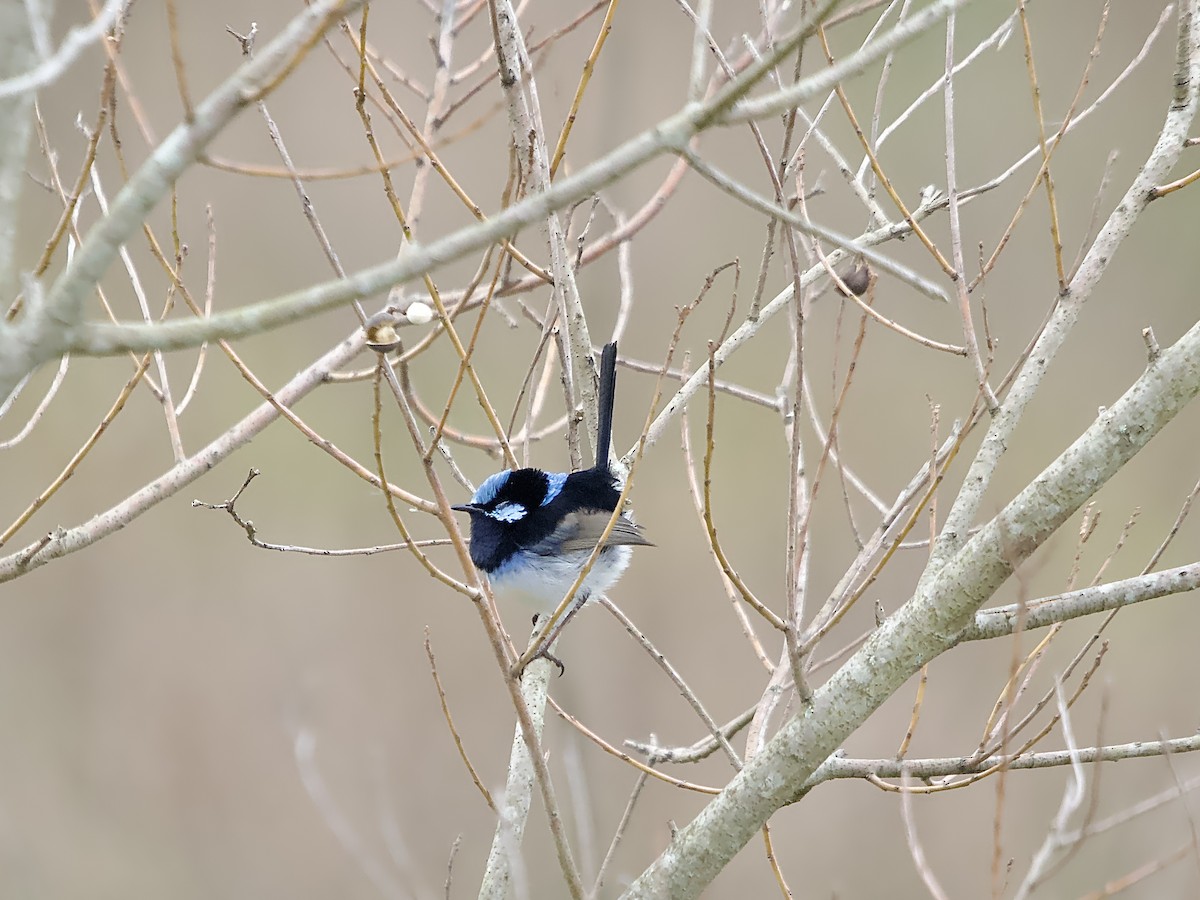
[{"xmin": 452, "ymin": 503, "xmax": 479, "ymax": 514}]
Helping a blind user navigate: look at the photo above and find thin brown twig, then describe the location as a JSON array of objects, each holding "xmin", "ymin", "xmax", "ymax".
[
  {"xmin": 1068, "ymin": 149, "xmax": 1120, "ymax": 281},
  {"xmin": 599, "ymin": 597, "xmax": 743, "ymax": 769},
  {"xmin": 964, "ymin": 4, "xmax": 1170, "ymax": 289},
  {"xmin": 1143, "ymin": 476, "xmax": 1200, "ymax": 572},
  {"xmin": 549, "ymin": 0, "xmax": 620, "ymax": 178},
  {"xmin": 762, "ymin": 824, "xmax": 795, "ymax": 899},
  {"xmin": 175, "ymin": 205, "xmax": 216, "ymax": 414},
  {"xmin": 348, "ymin": 31, "xmax": 519, "ymax": 473},
  {"xmin": 590, "ymin": 767, "xmax": 652, "ymax": 898},
  {"xmin": 0, "ymin": 354, "xmax": 69, "ymax": 450},
  {"xmin": 0, "ymin": 351, "xmax": 155, "ymax": 548},
  {"xmin": 973, "ymin": 3, "xmax": 1111, "ymax": 294},
  {"xmin": 816, "ymin": 25, "xmax": 955, "ymax": 277},
  {"xmin": 989, "ymin": 558, "xmax": 1034, "ymax": 895},
  {"xmin": 896, "ymin": 665, "xmax": 928, "ymax": 760},
  {"xmin": 981, "ymin": 629, "xmax": 1105, "ymax": 763},
  {"xmin": 549, "ymin": 698, "xmax": 722, "ymax": 794},
  {"xmin": 1017, "ymin": 0, "xmax": 1078, "ymax": 291},
  {"xmin": 1040, "ymin": 689, "xmax": 1109, "ymax": 887},
  {"xmin": 1090, "ymin": 509, "xmax": 1138, "ymax": 587},
  {"xmin": 1150, "ymin": 164, "xmax": 1200, "ymax": 196},
  {"xmin": 900, "ymin": 767, "xmax": 952, "ymax": 900},
  {"xmin": 680, "ymin": 382, "xmax": 773, "ymax": 670},
  {"xmin": 372, "ymin": 365, "xmax": 478, "ymax": 595},
  {"xmin": 339, "ymin": 17, "xmax": 551, "ymax": 284},
  {"xmin": 1159, "ymin": 731, "xmax": 1200, "ymax": 885},
  {"xmin": 424, "ymin": 630, "xmax": 496, "ymax": 811},
  {"xmin": 702, "ymin": 332, "xmax": 787, "ymax": 633},
  {"xmin": 941, "ymin": 7, "xmax": 999, "ymax": 410},
  {"xmin": 1076, "ymin": 844, "xmax": 1194, "ymax": 899},
  {"xmin": 192, "ymin": 468, "xmax": 451, "ymax": 556},
  {"xmin": 84, "ymin": 162, "xmax": 187, "ymax": 461},
  {"xmin": 165, "ymin": 0, "xmax": 194, "ymax": 120},
  {"xmin": 12, "ymin": 15, "xmax": 115, "ymax": 319}
]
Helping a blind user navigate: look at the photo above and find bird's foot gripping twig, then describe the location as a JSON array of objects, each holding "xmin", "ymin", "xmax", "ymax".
[{"xmin": 514, "ymin": 604, "xmax": 585, "ymax": 678}]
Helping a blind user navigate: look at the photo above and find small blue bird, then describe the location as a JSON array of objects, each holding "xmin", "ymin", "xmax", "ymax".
[{"xmin": 453, "ymin": 342, "xmax": 650, "ymax": 671}]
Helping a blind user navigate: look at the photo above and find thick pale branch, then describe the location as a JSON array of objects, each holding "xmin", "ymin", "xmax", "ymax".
[
  {"xmin": 964, "ymin": 563, "xmax": 1200, "ymax": 641},
  {"xmin": 0, "ymin": 0, "xmax": 124, "ymax": 100},
  {"xmin": 814, "ymin": 734, "xmax": 1200, "ymax": 782},
  {"xmin": 0, "ymin": 0, "xmax": 370, "ymax": 398},
  {"xmin": 727, "ymin": 0, "xmax": 976, "ymax": 124},
  {"xmin": 925, "ymin": 0, "xmax": 1200, "ymax": 576},
  {"xmin": 13, "ymin": 0, "xmax": 960, "ymax": 386},
  {"xmin": 0, "ymin": 330, "xmax": 371, "ymax": 582},
  {"xmin": 479, "ymin": 645, "xmax": 556, "ymax": 900},
  {"xmin": 624, "ymin": 311, "xmax": 1200, "ymax": 896}
]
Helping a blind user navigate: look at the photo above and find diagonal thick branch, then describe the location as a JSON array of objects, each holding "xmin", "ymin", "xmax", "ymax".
[
  {"xmin": 2, "ymin": 0, "xmax": 969, "ymax": 397},
  {"xmin": 0, "ymin": 0, "xmax": 370, "ymax": 398},
  {"xmin": 924, "ymin": 0, "xmax": 1200, "ymax": 578},
  {"xmin": 624, "ymin": 296, "xmax": 1200, "ymax": 895}
]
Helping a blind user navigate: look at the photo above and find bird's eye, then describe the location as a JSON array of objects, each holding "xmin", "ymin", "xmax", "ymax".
[{"xmin": 488, "ymin": 501, "xmax": 527, "ymax": 523}]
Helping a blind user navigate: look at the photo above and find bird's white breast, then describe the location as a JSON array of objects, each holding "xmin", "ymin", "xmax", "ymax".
[{"xmin": 486, "ymin": 544, "xmax": 632, "ymax": 614}]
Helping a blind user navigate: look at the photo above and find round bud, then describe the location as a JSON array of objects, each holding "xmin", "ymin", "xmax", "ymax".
[{"xmin": 405, "ymin": 301, "xmax": 434, "ymax": 325}]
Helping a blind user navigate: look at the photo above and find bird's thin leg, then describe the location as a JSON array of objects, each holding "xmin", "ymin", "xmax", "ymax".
[{"xmin": 524, "ymin": 593, "xmax": 590, "ymax": 676}]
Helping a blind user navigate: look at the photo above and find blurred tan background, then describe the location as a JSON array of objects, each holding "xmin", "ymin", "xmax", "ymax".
[{"xmin": 3, "ymin": 1, "xmax": 1199, "ymax": 897}]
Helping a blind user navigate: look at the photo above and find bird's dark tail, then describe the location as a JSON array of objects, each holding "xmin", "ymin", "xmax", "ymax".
[{"xmin": 595, "ymin": 342, "xmax": 618, "ymax": 472}]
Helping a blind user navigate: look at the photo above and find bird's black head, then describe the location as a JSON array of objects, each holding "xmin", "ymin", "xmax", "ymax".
[{"xmin": 452, "ymin": 467, "xmax": 568, "ymax": 571}]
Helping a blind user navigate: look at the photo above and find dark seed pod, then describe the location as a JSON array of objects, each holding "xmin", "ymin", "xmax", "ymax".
[{"xmin": 834, "ymin": 263, "xmax": 872, "ymax": 297}]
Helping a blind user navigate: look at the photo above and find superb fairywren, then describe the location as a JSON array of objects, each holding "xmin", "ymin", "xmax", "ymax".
[{"xmin": 453, "ymin": 342, "xmax": 650, "ymax": 667}]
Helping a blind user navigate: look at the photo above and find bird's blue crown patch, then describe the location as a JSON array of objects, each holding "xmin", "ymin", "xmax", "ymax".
[
  {"xmin": 472, "ymin": 470, "xmax": 511, "ymax": 505},
  {"xmin": 542, "ymin": 471, "xmax": 567, "ymax": 506}
]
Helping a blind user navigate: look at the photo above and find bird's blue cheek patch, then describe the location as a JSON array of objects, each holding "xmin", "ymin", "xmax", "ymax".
[
  {"xmin": 542, "ymin": 472, "xmax": 567, "ymax": 506},
  {"xmin": 488, "ymin": 501, "xmax": 528, "ymax": 522}
]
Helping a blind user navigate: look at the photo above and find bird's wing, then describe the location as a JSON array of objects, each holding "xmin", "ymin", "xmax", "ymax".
[{"xmin": 544, "ymin": 510, "xmax": 653, "ymax": 554}]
